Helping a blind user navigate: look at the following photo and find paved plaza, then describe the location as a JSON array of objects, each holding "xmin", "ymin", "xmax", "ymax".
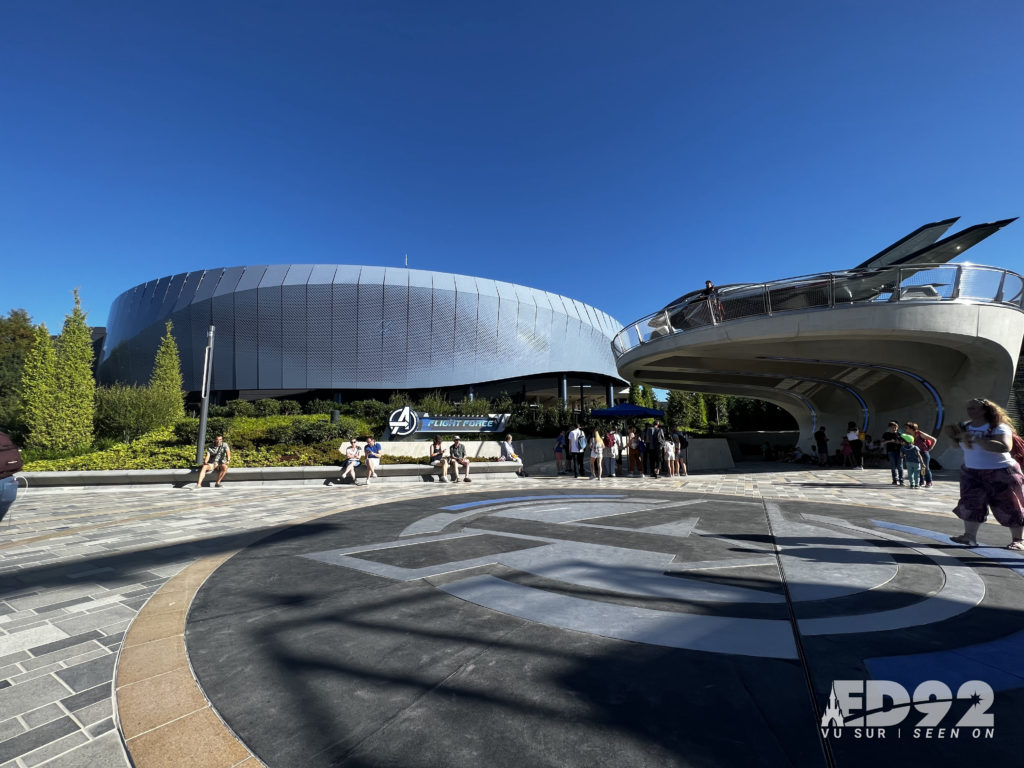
[{"xmin": 1, "ymin": 466, "xmax": 1023, "ymax": 767}]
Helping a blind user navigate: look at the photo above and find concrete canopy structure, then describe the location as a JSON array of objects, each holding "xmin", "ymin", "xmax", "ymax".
[
  {"xmin": 614, "ymin": 218, "xmax": 1024, "ymax": 466},
  {"xmin": 98, "ymin": 265, "xmax": 625, "ymax": 404}
]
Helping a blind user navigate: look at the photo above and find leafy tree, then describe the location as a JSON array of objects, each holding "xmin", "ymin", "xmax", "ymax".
[
  {"xmin": 628, "ymin": 382, "xmax": 644, "ymax": 406},
  {"xmin": 0, "ymin": 309, "xmax": 36, "ymax": 435},
  {"xmin": 54, "ymin": 290, "xmax": 95, "ymax": 451},
  {"xmin": 150, "ymin": 321, "xmax": 185, "ymax": 426}
]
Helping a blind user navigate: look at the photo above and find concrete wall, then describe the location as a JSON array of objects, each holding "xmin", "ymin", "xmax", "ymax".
[{"xmin": 379, "ymin": 437, "xmax": 735, "ymax": 473}]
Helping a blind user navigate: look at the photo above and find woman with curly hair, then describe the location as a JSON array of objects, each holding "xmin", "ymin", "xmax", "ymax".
[{"xmin": 947, "ymin": 398, "xmax": 1024, "ymax": 550}]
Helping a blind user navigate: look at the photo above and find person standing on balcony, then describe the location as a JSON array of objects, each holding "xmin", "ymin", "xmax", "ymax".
[{"xmin": 700, "ymin": 280, "xmax": 724, "ymax": 322}]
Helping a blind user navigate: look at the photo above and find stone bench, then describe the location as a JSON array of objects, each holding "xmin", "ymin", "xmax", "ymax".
[{"xmin": 20, "ymin": 462, "xmax": 523, "ymax": 489}]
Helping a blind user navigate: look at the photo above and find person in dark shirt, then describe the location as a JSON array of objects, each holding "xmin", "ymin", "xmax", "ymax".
[
  {"xmin": 195, "ymin": 435, "xmax": 231, "ymax": 489},
  {"xmin": 449, "ymin": 436, "xmax": 472, "ymax": 482},
  {"xmin": 882, "ymin": 421, "xmax": 904, "ymax": 486}
]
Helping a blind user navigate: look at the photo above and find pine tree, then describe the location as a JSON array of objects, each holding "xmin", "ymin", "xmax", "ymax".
[
  {"xmin": 666, "ymin": 390, "xmax": 690, "ymax": 430},
  {"xmin": 150, "ymin": 321, "xmax": 185, "ymax": 426},
  {"xmin": 628, "ymin": 382, "xmax": 644, "ymax": 406},
  {"xmin": 54, "ymin": 290, "xmax": 95, "ymax": 451},
  {"xmin": 641, "ymin": 385, "xmax": 656, "ymax": 409},
  {"xmin": 20, "ymin": 324, "xmax": 60, "ymax": 450},
  {"xmin": 693, "ymin": 393, "xmax": 709, "ymax": 431}
]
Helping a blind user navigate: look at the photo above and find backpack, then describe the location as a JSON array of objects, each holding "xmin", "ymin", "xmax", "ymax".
[
  {"xmin": 679, "ymin": 435, "xmax": 689, "ymax": 450},
  {"xmin": 578, "ymin": 434, "xmax": 587, "ymax": 451},
  {"xmin": 1012, "ymin": 433, "xmax": 1024, "ymax": 468},
  {"xmin": 0, "ymin": 432, "xmax": 23, "ymax": 479},
  {"xmin": 603, "ymin": 433, "xmax": 614, "ymax": 448}
]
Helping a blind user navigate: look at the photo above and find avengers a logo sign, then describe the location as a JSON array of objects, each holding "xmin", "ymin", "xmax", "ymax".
[
  {"xmin": 387, "ymin": 406, "xmax": 511, "ymax": 437},
  {"xmin": 388, "ymin": 407, "xmax": 419, "ymax": 437}
]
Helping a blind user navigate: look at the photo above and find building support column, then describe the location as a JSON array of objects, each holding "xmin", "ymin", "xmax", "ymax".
[
  {"xmin": 560, "ymin": 374, "xmax": 568, "ymax": 407},
  {"xmin": 607, "ymin": 384, "xmax": 615, "ymax": 407}
]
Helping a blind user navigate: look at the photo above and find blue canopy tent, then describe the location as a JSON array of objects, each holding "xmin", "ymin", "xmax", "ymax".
[{"xmin": 589, "ymin": 403, "xmax": 664, "ymax": 418}]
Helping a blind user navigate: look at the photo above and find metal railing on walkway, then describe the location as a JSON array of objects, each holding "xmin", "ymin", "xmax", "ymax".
[{"xmin": 613, "ymin": 263, "xmax": 1024, "ymax": 358}]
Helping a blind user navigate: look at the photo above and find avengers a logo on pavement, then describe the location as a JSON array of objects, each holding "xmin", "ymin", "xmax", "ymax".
[
  {"xmin": 301, "ymin": 495, "xmax": 1006, "ymax": 665},
  {"xmin": 821, "ymin": 680, "xmax": 995, "ymax": 740}
]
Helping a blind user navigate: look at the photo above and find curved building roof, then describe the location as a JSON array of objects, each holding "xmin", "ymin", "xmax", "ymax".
[{"xmin": 98, "ymin": 265, "xmax": 623, "ymax": 392}]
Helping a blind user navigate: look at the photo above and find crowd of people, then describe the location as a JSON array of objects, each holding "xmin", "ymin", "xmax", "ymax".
[{"xmin": 552, "ymin": 421, "xmax": 688, "ymax": 480}]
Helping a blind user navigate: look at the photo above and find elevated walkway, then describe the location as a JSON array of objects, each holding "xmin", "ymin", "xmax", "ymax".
[{"xmin": 615, "ymin": 263, "xmax": 1024, "ymax": 465}]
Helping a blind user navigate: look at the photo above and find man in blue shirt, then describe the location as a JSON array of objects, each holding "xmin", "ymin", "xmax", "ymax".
[{"xmin": 364, "ymin": 436, "xmax": 382, "ymax": 485}]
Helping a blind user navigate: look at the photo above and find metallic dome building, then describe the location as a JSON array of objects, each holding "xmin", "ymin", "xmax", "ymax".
[{"xmin": 97, "ymin": 265, "xmax": 624, "ymax": 401}]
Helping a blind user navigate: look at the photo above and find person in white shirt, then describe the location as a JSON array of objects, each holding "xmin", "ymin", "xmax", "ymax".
[
  {"xmin": 339, "ymin": 438, "xmax": 361, "ymax": 483},
  {"xmin": 567, "ymin": 424, "xmax": 585, "ymax": 478},
  {"xmin": 947, "ymin": 398, "xmax": 1024, "ymax": 549}
]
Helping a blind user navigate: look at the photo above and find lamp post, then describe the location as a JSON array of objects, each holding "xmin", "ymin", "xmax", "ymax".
[{"xmin": 195, "ymin": 326, "xmax": 215, "ymax": 466}]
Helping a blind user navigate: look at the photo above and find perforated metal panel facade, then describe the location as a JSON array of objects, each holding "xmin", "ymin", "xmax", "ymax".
[{"xmin": 98, "ymin": 266, "xmax": 623, "ymax": 392}]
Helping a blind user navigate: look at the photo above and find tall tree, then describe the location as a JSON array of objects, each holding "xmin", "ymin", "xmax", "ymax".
[
  {"xmin": 692, "ymin": 392, "xmax": 709, "ymax": 431},
  {"xmin": 54, "ymin": 290, "xmax": 95, "ymax": 451},
  {"xmin": 0, "ymin": 309, "xmax": 36, "ymax": 434},
  {"xmin": 628, "ymin": 382, "xmax": 644, "ymax": 406},
  {"xmin": 666, "ymin": 390, "xmax": 690, "ymax": 430},
  {"xmin": 150, "ymin": 321, "xmax": 185, "ymax": 426},
  {"xmin": 20, "ymin": 324, "xmax": 60, "ymax": 449},
  {"xmin": 640, "ymin": 385, "xmax": 656, "ymax": 409}
]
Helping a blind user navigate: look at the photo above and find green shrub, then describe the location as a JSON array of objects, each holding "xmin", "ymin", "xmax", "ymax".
[
  {"xmin": 207, "ymin": 404, "xmax": 232, "ymax": 417},
  {"xmin": 278, "ymin": 399, "xmax": 302, "ymax": 415},
  {"xmin": 226, "ymin": 399, "xmax": 256, "ymax": 417},
  {"xmin": 95, "ymin": 384, "xmax": 166, "ymax": 443},
  {"xmin": 305, "ymin": 399, "xmax": 336, "ymax": 415},
  {"xmin": 173, "ymin": 416, "xmax": 233, "ymax": 446},
  {"xmin": 253, "ymin": 398, "xmax": 282, "ymax": 417},
  {"xmin": 416, "ymin": 390, "xmax": 456, "ymax": 415}
]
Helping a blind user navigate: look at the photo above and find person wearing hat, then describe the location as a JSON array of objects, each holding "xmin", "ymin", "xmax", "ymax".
[
  {"xmin": 899, "ymin": 433, "xmax": 924, "ymax": 488},
  {"xmin": 449, "ymin": 436, "xmax": 471, "ymax": 482}
]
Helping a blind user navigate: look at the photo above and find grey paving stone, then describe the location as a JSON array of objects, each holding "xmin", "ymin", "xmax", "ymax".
[
  {"xmin": 71, "ymin": 698, "xmax": 111, "ymax": 727},
  {"xmin": 84, "ymin": 719, "xmax": 113, "ymax": 738},
  {"xmin": 21, "ymin": 730, "xmax": 89, "ymax": 767},
  {"xmin": 32, "ymin": 730, "xmax": 129, "ymax": 768},
  {"xmin": 31, "ymin": 599, "xmax": 93, "ymax": 615},
  {"xmin": 59, "ymin": 683, "xmax": 109, "ymax": 714},
  {"xmin": 22, "ymin": 643, "xmax": 103, "ymax": 673},
  {"xmin": 0, "ymin": 674, "xmax": 72, "ymax": 714},
  {"xmin": 53, "ymin": 656, "xmax": 115, "ymax": 694},
  {"xmin": 96, "ymin": 634, "xmax": 122, "ymax": 649},
  {"xmin": 0, "ymin": 663, "xmax": 22, "ymax": 680},
  {"xmin": 22, "ymin": 703, "xmax": 65, "ymax": 729},
  {"xmin": 0, "ymin": 717, "xmax": 78, "ymax": 763},
  {"xmin": 51, "ymin": 606, "xmax": 134, "ymax": 637},
  {"xmin": 0, "ymin": 717, "xmax": 25, "ymax": 743},
  {"xmin": 0, "ymin": 652, "xmax": 29, "ymax": 668},
  {"xmin": 27, "ymin": 633, "xmax": 103, "ymax": 660}
]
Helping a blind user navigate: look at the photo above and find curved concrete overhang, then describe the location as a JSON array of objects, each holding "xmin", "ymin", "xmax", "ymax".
[{"xmin": 617, "ymin": 300, "xmax": 1024, "ymax": 466}]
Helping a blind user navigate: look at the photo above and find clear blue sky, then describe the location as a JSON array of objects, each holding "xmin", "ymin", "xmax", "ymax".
[{"xmin": 2, "ymin": 0, "xmax": 1022, "ymax": 333}]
